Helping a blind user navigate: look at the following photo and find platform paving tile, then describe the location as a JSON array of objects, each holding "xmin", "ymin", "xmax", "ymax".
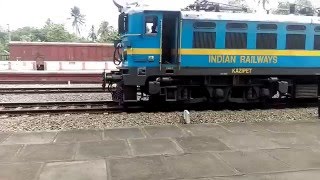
[
  {"xmin": 104, "ymin": 127, "xmax": 145, "ymax": 140},
  {"xmin": 176, "ymin": 136, "xmax": 231, "ymax": 153},
  {"xmin": 163, "ymin": 153, "xmax": 237, "ymax": 179},
  {"xmin": 219, "ymin": 123, "xmax": 270, "ymax": 135},
  {"xmin": 264, "ymin": 122, "xmax": 320, "ymax": 134},
  {"xmin": 215, "ymin": 169, "xmax": 320, "ymax": 179},
  {"xmin": 16, "ymin": 143, "xmax": 76, "ymax": 162},
  {"xmin": 0, "ymin": 133, "xmax": 10, "ymax": 143},
  {"xmin": 217, "ymin": 133, "xmax": 286, "ymax": 150},
  {"xmin": 2, "ymin": 132, "xmax": 57, "ymax": 145},
  {"xmin": 0, "ymin": 162, "xmax": 42, "ymax": 180},
  {"xmin": 179, "ymin": 124, "xmax": 232, "ymax": 138},
  {"xmin": 175, "ymin": 178, "xmax": 214, "ymax": 180},
  {"xmin": 75, "ymin": 140, "xmax": 130, "ymax": 159},
  {"xmin": 0, "ymin": 145, "xmax": 23, "ymax": 162},
  {"xmin": 265, "ymin": 148, "xmax": 320, "ymax": 170},
  {"xmin": 144, "ymin": 125, "xmax": 187, "ymax": 138},
  {"xmin": 217, "ymin": 150, "xmax": 292, "ymax": 174},
  {"xmin": 129, "ymin": 138, "xmax": 183, "ymax": 156},
  {"xmin": 259, "ymin": 132, "xmax": 320, "ymax": 147},
  {"xmin": 54, "ymin": 129, "xmax": 103, "ymax": 143},
  {"xmin": 109, "ymin": 155, "xmax": 171, "ymax": 180},
  {"xmin": 39, "ymin": 160, "xmax": 107, "ymax": 180}
]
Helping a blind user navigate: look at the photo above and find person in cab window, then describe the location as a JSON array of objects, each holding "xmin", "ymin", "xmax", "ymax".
[{"xmin": 151, "ymin": 24, "xmax": 157, "ymax": 33}]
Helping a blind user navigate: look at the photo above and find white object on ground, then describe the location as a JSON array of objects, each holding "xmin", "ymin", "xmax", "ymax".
[{"xmin": 183, "ymin": 110, "xmax": 190, "ymax": 124}]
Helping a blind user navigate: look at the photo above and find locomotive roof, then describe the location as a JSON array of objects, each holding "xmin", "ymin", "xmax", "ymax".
[
  {"xmin": 125, "ymin": 6, "xmax": 320, "ymax": 25},
  {"xmin": 182, "ymin": 11, "xmax": 320, "ymax": 24}
]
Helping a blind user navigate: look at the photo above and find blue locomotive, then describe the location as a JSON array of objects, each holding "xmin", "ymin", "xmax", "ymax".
[{"xmin": 105, "ymin": 1, "xmax": 320, "ymax": 105}]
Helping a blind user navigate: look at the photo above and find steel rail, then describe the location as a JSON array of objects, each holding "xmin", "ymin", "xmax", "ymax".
[
  {"xmin": 0, "ymin": 98, "xmax": 317, "ymax": 115},
  {"xmin": 0, "ymin": 101, "xmax": 124, "ymax": 114},
  {"xmin": 0, "ymin": 87, "xmax": 109, "ymax": 94}
]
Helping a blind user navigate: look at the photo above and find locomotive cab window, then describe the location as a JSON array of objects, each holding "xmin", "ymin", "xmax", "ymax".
[
  {"xmin": 226, "ymin": 32, "xmax": 247, "ymax": 49},
  {"xmin": 145, "ymin": 16, "xmax": 158, "ymax": 34},
  {"xmin": 256, "ymin": 33, "xmax": 277, "ymax": 49},
  {"xmin": 286, "ymin": 24, "xmax": 306, "ymax": 50},
  {"xmin": 287, "ymin": 25, "xmax": 306, "ymax": 31},
  {"xmin": 193, "ymin": 32, "xmax": 216, "ymax": 48},
  {"xmin": 194, "ymin": 22, "xmax": 216, "ymax": 29},
  {"xmin": 257, "ymin": 24, "xmax": 277, "ymax": 30},
  {"xmin": 226, "ymin": 23, "xmax": 247, "ymax": 49},
  {"xmin": 314, "ymin": 35, "xmax": 320, "ymax": 50},
  {"xmin": 286, "ymin": 34, "xmax": 306, "ymax": 49},
  {"xmin": 227, "ymin": 23, "xmax": 248, "ymax": 30},
  {"xmin": 315, "ymin": 27, "xmax": 320, "ymax": 50}
]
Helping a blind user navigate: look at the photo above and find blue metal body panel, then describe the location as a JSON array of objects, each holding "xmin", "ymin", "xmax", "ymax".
[
  {"xmin": 181, "ymin": 56, "xmax": 320, "ymax": 68},
  {"xmin": 121, "ymin": 11, "xmax": 320, "ymax": 70}
]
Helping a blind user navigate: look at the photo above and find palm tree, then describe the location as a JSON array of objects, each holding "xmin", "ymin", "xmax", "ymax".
[
  {"xmin": 88, "ymin": 25, "xmax": 97, "ymax": 42},
  {"xmin": 98, "ymin": 21, "xmax": 120, "ymax": 42},
  {"xmin": 45, "ymin": 18, "xmax": 53, "ymax": 26},
  {"xmin": 70, "ymin": 6, "xmax": 85, "ymax": 36},
  {"xmin": 98, "ymin": 21, "xmax": 110, "ymax": 42}
]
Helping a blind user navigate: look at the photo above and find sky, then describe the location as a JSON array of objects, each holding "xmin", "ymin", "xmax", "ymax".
[
  {"xmin": 0, "ymin": 0, "xmax": 194, "ymax": 36},
  {"xmin": 0, "ymin": 0, "xmax": 319, "ymax": 37}
]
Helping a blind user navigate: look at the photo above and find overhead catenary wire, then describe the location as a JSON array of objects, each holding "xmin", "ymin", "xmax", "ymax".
[{"xmin": 183, "ymin": 0, "xmax": 320, "ymax": 16}]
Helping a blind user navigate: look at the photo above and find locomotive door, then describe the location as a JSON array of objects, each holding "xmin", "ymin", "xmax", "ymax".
[{"xmin": 160, "ymin": 11, "xmax": 181, "ymax": 70}]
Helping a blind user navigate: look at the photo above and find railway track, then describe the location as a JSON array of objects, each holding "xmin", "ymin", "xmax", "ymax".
[
  {"xmin": 0, "ymin": 101, "xmax": 125, "ymax": 114},
  {"xmin": 0, "ymin": 98, "xmax": 317, "ymax": 115},
  {"xmin": 0, "ymin": 87, "xmax": 109, "ymax": 94}
]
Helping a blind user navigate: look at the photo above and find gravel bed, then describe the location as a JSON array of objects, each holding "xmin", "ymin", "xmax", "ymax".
[
  {"xmin": 0, "ymin": 84, "xmax": 111, "ymax": 103},
  {"xmin": 0, "ymin": 107, "xmax": 317, "ymax": 132},
  {"xmin": 0, "ymin": 93, "xmax": 111, "ymax": 103},
  {"xmin": 0, "ymin": 84, "xmax": 111, "ymax": 102}
]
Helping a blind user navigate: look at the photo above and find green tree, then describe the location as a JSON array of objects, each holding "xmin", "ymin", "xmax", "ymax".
[
  {"xmin": 0, "ymin": 43, "xmax": 8, "ymax": 54},
  {"xmin": 44, "ymin": 23, "xmax": 78, "ymax": 42},
  {"xmin": 70, "ymin": 6, "xmax": 86, "ymax": 36},
  {"xmin": 98, "ymin": 21, "xmax": 110, "ymax": 41},
  {"xmin": 45, "ymin": 18, "xmax": 53, "ymax": 26},
  {"xmin": 0, "ymin": 29, "xmax": 7, "ymax": 44},
  {"xmin": 88, "ymin": 25, "xmax": 97, "ymax": 42},
  {"xmin": 10, "ymin": 27, "xmax": 40, "ymax": 41},
  {"xmin": 107, "ymin": 26, "xmax": 120, "ymax": 41},
  {"xmin": 98, "ymin": 21, "xmax": 119, "ymax": 43},
  {"xmin": 295, "ymin": 0, "xmax": 313, "ymax": 7},
  {"xmin": 0, "ymin": 27, "xmax": 9, "ymax": 53},
  {"xmin": 0, "ymin": 43, "xmax": 5, "ymax": 53},
  {"xmin": 0, "ymin": 18, "xmax": 87, "ymax": 45},
  {"xmin": 228, "ymin": 0, "xmax": 249, "ymax": 9},
  {"xmin": 273, "ymin": 0, "xmax": 314, "ymax": 15}
]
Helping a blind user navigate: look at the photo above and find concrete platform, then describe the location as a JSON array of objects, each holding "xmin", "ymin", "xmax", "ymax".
[{"xmin": 1, "ymin": 121, "xmax": 320, "ymax": 180}]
